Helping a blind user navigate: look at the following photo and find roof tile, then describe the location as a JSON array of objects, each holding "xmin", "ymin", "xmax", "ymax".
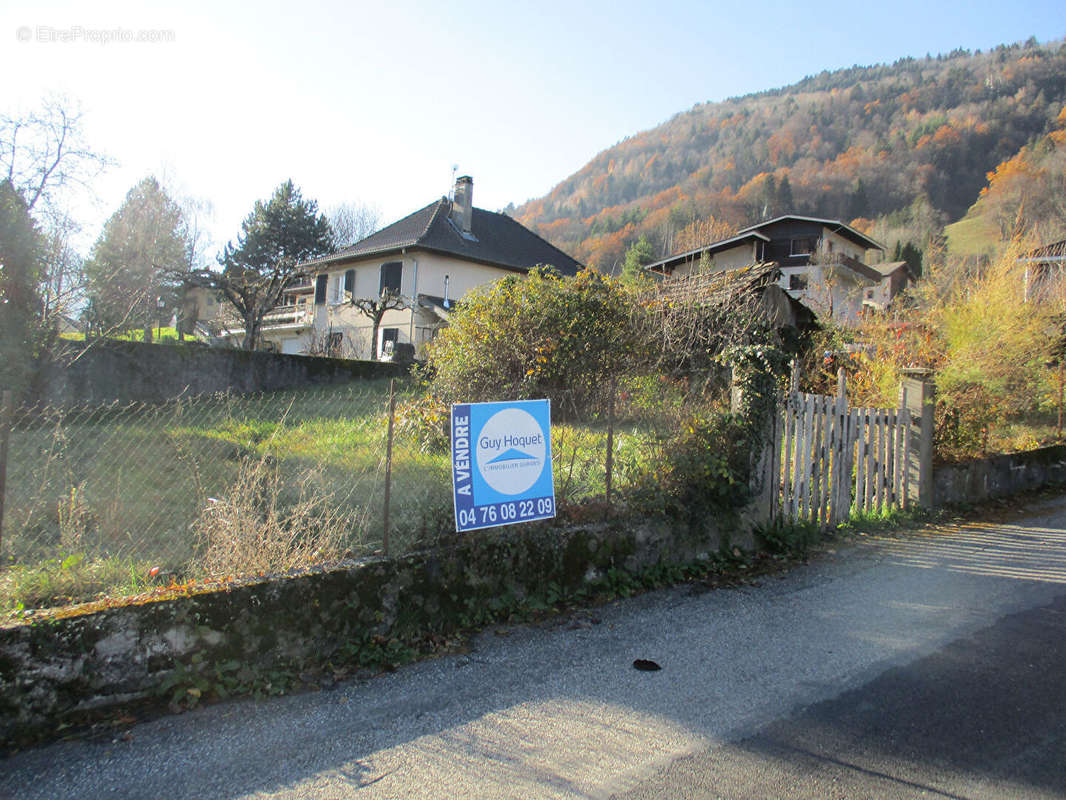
[{"xmin": 303, "ymin": 198, "xmax": 582, "ymax": 275}]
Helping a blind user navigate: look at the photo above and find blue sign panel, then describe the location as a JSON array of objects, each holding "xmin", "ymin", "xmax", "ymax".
[{"xmin": 451, "ymin": 399, "xmax": 555, "ymax": 532}]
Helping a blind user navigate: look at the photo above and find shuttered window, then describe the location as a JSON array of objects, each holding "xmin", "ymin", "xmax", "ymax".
[{"xmin": 380, "ymin": 262, "xmax": 402, "ymax": 295}]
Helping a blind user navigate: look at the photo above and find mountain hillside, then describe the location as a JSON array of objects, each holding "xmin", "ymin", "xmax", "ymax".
[
  {"xmin": 947, "ymin": 104, "xmax": 1066, "ymax": 255},
  {"xmin": 513, "ymin": 38, "xmax": 1066, "ymax": 272}
]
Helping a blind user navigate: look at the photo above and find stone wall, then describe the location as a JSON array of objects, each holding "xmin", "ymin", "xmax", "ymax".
[
  {"xmin": 934, "ymin": 444, "xmax": 1066, "ymax": 507},
  {"xmin": 0, "ymin": 514, "xmax": 747, "ymax": 747},
  {"xmin": 41, "ymin": 340, "xmax": 405, "ymax": 405}
]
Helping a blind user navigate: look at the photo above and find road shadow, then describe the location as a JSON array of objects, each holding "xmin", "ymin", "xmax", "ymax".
[{"xmin": 625, "ymin": 592, "xmax": 1066, "ymax": 799}]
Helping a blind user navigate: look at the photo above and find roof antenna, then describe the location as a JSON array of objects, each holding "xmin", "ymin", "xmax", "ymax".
[{"xmin": 448, "ymin": 164, "xmax": 458, "ymax": 201}]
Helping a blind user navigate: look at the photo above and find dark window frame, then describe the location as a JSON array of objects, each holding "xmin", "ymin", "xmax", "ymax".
[{"xmin": 380, "ymin": 262, "xmax": 402, "ymax": 295}]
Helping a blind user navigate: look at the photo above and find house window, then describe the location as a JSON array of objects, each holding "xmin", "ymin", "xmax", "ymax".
[
  {"xmin": 790, "ymin": 237, "xmax": 817, "ymax": 256},
  {"xmin": 314, "ymin": 274, "xmax": 328, "ymax": 305},
  {"xmin": 865, "ymin": 289, "xmax": 875, "ymax": 299},
  {"xmin": 327, "ymin": 331, "xmax": 342, "ymax": 356},
  {"xmin": 344, "ymin": 269, "xmax": 355, "ymax": 295},
  {"xmin": 380, "ymin": 262, "xmax": 402, "ymax": 295},
  {"xmin": 788, "ymin": 274, "xmax": 808, "ymax": 291},
  {"xmin": 330, "ymin": 273, "xmax": 346, "ymax": 303}
]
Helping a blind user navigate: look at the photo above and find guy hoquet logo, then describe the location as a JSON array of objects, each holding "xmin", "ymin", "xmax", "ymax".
[{"xmin": 475, "ymin": 408, "xmax": 546, "ymax": 495}]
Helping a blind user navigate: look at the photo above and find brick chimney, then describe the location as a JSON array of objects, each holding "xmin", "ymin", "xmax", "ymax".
[{"xmin": 451, "ymin": 175, "xmax": 473, "ymax": 233}]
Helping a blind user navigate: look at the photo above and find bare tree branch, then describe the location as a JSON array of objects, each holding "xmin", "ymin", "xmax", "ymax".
[{"xmin": 350, "ymin": 291, "xmax": 408, "ymax": 359}]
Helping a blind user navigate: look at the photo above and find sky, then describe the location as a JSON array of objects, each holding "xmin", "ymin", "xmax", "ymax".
[{"xmin": 2, "ymin": 0, "xmax": 1065, "ymax": 257}]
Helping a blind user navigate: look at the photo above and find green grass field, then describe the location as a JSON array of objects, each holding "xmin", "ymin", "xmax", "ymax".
[
  {"xmin": 59, "ymin": 326, "xmax": 204, "ymax": 344},
  {"xmin": 944, "ymin": 213, "xmax": 1002, "ymax": 259},
  {"xmin": 0, "ymin": 381, "xmax": 641, "ymax": 613}
]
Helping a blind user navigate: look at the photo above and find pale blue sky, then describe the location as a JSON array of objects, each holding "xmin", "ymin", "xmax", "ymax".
[{"xmin": 2, "ymin": 0, "xmax": 1064, "ymax": 254}]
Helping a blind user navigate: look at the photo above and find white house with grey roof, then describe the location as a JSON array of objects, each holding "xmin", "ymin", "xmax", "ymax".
[{"xmin": 282, "ymin": 176, "xmax": 582, "ymax": 359}]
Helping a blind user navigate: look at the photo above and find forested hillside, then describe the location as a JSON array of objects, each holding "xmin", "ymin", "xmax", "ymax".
[{"xmin": 513, "ymin": 38, "xmax": 1066, "ymax": 272}]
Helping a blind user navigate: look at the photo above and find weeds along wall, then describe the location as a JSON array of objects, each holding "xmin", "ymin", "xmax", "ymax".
[{"xmin": 39, "ymin": 339, "xmax": 405, "ymax": 405}]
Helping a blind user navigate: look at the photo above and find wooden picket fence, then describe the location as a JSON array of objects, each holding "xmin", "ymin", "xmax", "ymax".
[{"xmin": 762, "ymin": 371, "xmax": 913, "ymax": 528}]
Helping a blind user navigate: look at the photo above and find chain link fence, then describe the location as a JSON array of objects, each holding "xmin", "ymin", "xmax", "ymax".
[{"xmin": 0, "ymin": 372, "xmax": 731, "ymax": 612}]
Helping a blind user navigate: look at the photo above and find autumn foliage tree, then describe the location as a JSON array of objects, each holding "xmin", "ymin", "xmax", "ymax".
[
  {"xmin": 851, "ymin": 244, "xmax": 1053, "ymax": 460},
  {"xmin": 969, "ymin": 105, "xmax": 1066, "ymax": 240},
  {"xmin": 512, "ymin": 40, "xmax": 1066, "ymax": 271}
]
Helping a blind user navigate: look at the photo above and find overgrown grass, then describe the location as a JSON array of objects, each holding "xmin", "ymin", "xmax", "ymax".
[
  {"xmin": 0, "ymin": 379, "xmax": 658, "ymax": 613},
  {"xmin": 59, "ymin": 326, "xmax": 203, "ymax": 344},
  {"xmin": 839, "ymin": 504, "xmax": 932, "ymax": 533},
  {"xmin": 0, "ymin": 553, "xmax": 157, "ymax": 612}
]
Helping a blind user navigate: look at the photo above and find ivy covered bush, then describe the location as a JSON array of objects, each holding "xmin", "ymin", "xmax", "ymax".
[{"xmin": 620, "ymin": 410, "xmax": 754, "ymax": 523}]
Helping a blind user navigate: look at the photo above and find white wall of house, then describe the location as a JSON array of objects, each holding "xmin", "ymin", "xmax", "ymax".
[
  {"xmin": 820, "ymin": 228, "xmax": 871, "ymax": 263},
  {"xmin": 668, "ymin": 242, "xmax": 760, "ymax": 278},
  {"xmin": 780, "ymin": 263, "xmax": 873, "ymax": 325},
  {"xmin": 311, "ymin": 251, "xmax": 523, "ymax": 359},
  {"xmin": 862, "ymin": 280, "xmax": 892, "ymax": 310}
]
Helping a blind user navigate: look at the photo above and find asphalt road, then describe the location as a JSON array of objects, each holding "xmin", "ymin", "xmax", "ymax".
[{"xmin": 4, "ymin": 497, "xmax": 1066, "ymax": 799}]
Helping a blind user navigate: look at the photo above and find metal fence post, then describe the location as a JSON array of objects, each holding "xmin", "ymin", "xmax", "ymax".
[
  {"xmin": 0, "ymin": 390, "xmax": 11, "ymax": 557},
  {"xmin": 383, "ymin": 379, "xmax": 396, "ymax": 557},
  {"xmin": 605, "ymin": 377, "xmax": 615, "ymax": 510}
]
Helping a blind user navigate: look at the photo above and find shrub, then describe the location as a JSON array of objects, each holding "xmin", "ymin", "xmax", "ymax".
[
  {"xmin": 622, "ymin": 411, "xmax": 753, "ymax": 522},
  {"xmin": 393, "ymin": 393, "xmax": 450, "ymax": 453},
  {"xmin": 852, "ymin": 245, "xmax": 1054, "ymax": 460},
  {"xmin": 421, "ymin": 268, "xmax": 645, "ymax": 417}
]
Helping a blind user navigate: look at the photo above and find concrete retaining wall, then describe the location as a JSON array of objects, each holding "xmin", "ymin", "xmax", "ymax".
[
  {"xmin": 934, "ymin": 444, "xmax": 1066, "ymax": 507},
  {"xmin": 0, "ymin": 514, "xmax": 748, "ymax": 747},
  {"xmin": 41, "ymin": 340, "xmax": 405, "ymax": 405}
]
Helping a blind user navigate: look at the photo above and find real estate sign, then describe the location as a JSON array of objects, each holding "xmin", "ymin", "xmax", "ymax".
[{"xmin": 451, "ymin": 399, "xmax": 555, "ymax": 532}]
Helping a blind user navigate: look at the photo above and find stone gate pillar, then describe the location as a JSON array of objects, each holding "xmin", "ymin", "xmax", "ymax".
[{"xmin": 899, "ymin": 368, "xmax": 935, "ymax": 509}]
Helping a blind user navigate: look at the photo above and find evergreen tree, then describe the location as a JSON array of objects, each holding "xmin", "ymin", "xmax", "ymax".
[
  {"xmin": 849, "ymin": 178, "xmax": 870, "ymax": 218},
  {"xmin": 620, "ymin": 235, "xmax": 655, "ymax": 282},
  {"xmin": 901, "ymin": 242, "xmax": 923, "ymax": 278},
  {"xmin": 0, "ymin": 180, "xmax": 46, "ymax": 394},
  {"xmin": 207, "ymin": 181, "xmax": 333, "ymax": 350},
  {"xmin": 776, "ymin": 176, "xmax": 794, "ymax": 213},
  {"xmin": 84, "ymin": 177, "xmax": 188, "ymax": 336}
]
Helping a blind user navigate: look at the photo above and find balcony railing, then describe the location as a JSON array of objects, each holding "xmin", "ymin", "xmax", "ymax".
[{"xmin": 261, "ymin": 305, "xmax": 311, "ymax": 326}]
